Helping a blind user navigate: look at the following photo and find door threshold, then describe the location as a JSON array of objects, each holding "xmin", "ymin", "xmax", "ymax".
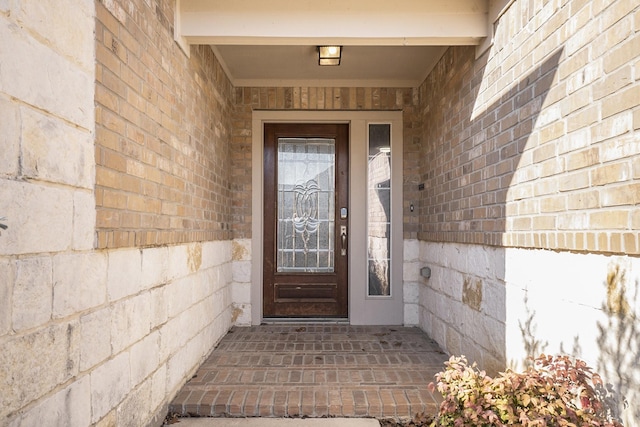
[{"xmin": 261, "ymin": 318, "xmax": 350, "ymax": 325}]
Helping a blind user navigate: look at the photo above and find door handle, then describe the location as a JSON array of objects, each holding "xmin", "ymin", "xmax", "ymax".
[{"xmin": 340, "ymin": 225, "xmax": 347, "ymax": 256}]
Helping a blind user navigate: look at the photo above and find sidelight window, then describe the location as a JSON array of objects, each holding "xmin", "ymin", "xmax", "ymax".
[{"xmin": 367, "ymin": 124, "xmax": 392, "ymax": 296}]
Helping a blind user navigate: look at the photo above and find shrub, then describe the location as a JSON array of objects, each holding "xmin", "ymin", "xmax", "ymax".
[{"xmin": 428, "ymin": 354, "xmax": 623, "ymax": 427}]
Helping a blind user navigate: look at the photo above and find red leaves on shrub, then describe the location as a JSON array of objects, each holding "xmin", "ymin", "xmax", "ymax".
[{"xmin": 428, "ymin": 354, "xmax": 624, "ymax": 427}]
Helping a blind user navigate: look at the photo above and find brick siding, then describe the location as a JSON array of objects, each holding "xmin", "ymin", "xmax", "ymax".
[
  {"xmin": 94, "ymin": 0, "xmax": 638, "ymax": 258},
  {"xmin": 231, "ymin": 87, "xmax": 423, "ymax": 240},
  {"xmin": 418, "ymin": 0, "xmax": 640, "ymax": 256},
  {"xmin": 95, "ymin": 0, "xmax": 234, "ymax": 249}
]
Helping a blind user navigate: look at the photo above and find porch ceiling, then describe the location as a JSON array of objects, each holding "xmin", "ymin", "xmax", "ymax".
[{"xmin": 175, "ymin": 0, "xmax": 489, "ymax": 87}]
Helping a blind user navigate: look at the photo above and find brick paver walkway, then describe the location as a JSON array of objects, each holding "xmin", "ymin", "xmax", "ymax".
[{"xmin": 169, "ymin": 324, "xmax": 448, "ymax": 421}]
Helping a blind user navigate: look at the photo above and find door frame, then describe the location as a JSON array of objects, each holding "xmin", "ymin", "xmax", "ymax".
[{"xmin": 251, "ymin": 110, "xmax": 404, "ymax": 325}]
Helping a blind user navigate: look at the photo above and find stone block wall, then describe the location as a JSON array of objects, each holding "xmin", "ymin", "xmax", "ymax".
[
  {"xmin": 0, "ymin": 2, "xmax": 97, "ymax": 423},
  {"xmin": 1, "ymin": 0, "xmax": 235, "ymax": 426},
  {"xmin": 1, "ymin": 241, "xmax": 232, "ymax": 426},
  {"xmin": 0, "ymin": 0, "xmax": 96, "ymax": 256},
  {"xmin": 402, "ymin": 240, "xmax": 421, "ymax": 326},
  {"xmin": 418, "ymin": 240, "xmax": 639, "ymax": 425},
  {"xmin": 417, "ymin": 241, "xmax": 507, "ymax": 374},
  {"xmin": 231, "ymin": 238, "xmax": 252, "ymax": 326}
]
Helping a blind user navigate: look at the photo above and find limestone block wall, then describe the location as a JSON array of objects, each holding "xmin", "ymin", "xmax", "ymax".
[
  {"xmin": 402, "ymin": 240, "xmax": 421, "ymax": 326},
  {"xmin": 231, "ymin": 239, "xmax": 252, "ymax": 326},
  {"xmin": 1, "ymin": 241, "xmax": 232, "ymax": 426},
  {"xmin": 0, "ymin": 1, "xmax": 97, "ymax": 424},
  {"xmin": 1, "ymin": 0, "xmax": 235, "ymax": 426},
  {"xmin": 0, "ymin": 2, "xmax": 95, "ymax": 254},
  {"xmin": 418, "ymin": 241, "xmax": 639, "ymax": 426},
  {"xmin": 417, "ymin": 242, "xmax": 507, "ymax": 373}
]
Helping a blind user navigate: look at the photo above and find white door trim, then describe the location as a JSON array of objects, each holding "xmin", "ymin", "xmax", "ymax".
[{"xmin": 251, "ymin": 110, "xmax": 403, "ymax": 325}]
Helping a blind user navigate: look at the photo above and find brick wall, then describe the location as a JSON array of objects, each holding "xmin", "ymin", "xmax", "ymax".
[
  {"xmin": 231, "ymin": 87, "xmax": 423, "ymax": 239},
  {"xmin": 95, "ymin": 0, "xmax": 234, "ymax": 249},
  {"xmin": 418, "ymin": 0, "xmax": 640, "ymax": 256}
]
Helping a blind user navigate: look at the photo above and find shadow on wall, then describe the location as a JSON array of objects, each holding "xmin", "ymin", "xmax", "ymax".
[
  {"xmin": 518, "ymin": 263, "xmax": 638, "ymax": 423},
  {"xmin": 420, "ymin": 47, "xmax": 564, "ymax": 247},
  {"xmin": 597, "ymin": 265, "xmax": 638, "ymax": 423},
  {"xmin": 517, "ymin": 293, "xmax": 548, "ymax": 363}
]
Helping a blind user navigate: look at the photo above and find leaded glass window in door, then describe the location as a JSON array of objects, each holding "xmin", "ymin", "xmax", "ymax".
[{"xmin": 277, "ymin": 138, "xmax": 335, "ymax": 273}]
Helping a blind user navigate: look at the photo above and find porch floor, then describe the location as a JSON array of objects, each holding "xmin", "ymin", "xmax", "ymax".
[{"xmin": 169, "ymin": 324, "xmax": 448, "ymax": 421}]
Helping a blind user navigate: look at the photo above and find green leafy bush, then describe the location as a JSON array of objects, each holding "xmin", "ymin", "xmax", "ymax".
[{"xmin": 428, "ymin": 354, "xmax": 623, "ymax": 427}]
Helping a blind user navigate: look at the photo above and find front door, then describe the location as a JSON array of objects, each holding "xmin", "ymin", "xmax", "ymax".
[{"xmin": 263, "ymin": 123, "xmax": 349, "ymax": 318}]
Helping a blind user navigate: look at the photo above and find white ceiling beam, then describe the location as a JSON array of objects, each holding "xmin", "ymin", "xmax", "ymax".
[{"xmin": 176, "ymin": 0, "xmax": 489, "ymax": 47}]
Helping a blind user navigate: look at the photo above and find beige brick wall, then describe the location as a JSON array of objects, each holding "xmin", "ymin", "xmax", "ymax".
[
  {"xmin": 232, "ymin": 87, "xmax": 423, "ymax": 239},
  {"xmin": 95, "ymin": 0, "xmax": 234, "ymax": 249},
  {"xmin": 418, "ymin": 0, "xmax": 640, "ymax": 256}
]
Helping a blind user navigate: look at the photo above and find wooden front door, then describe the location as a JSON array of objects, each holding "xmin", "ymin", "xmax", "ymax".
[{"xmin": 263, "ymin": 123, "xmax": 349, "ymax": 318}]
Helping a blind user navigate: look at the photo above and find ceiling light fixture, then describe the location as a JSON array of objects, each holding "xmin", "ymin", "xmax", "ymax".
[{"xmin": 318, "ymin": 46, "xmax": 342, "ymax": 66}]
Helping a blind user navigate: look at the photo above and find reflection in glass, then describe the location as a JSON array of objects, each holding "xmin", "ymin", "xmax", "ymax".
[
  {"xmin": 277, "ymin": 138, "xmax": 335, "ymax": 273},
  {"xmin": 368, "ymin": 124, "xmax": 391, "ymax": 296}
]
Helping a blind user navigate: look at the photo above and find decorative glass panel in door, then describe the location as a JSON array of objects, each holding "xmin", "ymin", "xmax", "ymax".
[
  {"xmin": 277, "ymin": 139, "xmax": 335, "ymax": 273},
  {"xmin": 263, "ymin": 123, "xmax": 349, "ymax": 318}
]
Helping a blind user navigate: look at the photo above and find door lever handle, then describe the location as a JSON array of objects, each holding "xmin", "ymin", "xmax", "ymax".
[{"xmin": 340, "ymin": 225, "xmax": 347, "ymax": 256}]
